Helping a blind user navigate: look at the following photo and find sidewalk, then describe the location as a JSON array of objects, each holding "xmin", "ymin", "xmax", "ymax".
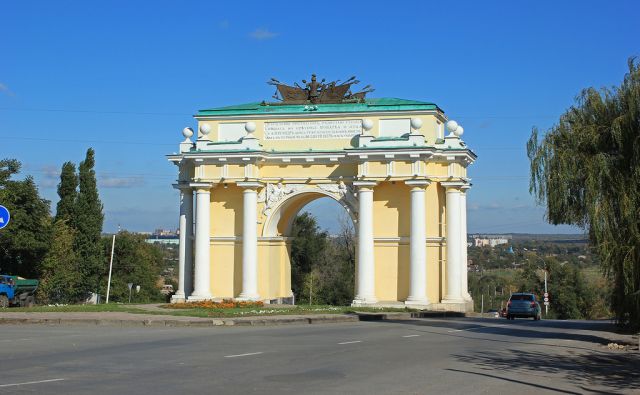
[{"xmin": 0, "ymin": 310, "xmax": 415, "ymax": 327}]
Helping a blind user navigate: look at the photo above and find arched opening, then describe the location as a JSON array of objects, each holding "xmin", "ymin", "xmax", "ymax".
[{"xmin": 263, "ymin": 191, "xmax": 356, "ymax": 305}]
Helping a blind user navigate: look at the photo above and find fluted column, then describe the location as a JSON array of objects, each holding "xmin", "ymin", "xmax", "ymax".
[
  {"xmin": 353, "ymin": 181, "xmax": 377, "ymax": 304},
  {"xmin": 237, "ymin": 182, "xmax": 261, "ymax": 301},
  {"xmin": 189, "ymin": 183, "xmax": 213, "ymax": 300},
  {"xmin": 461, "ymin": 186, "xmax": 471, "ymax": 301},
  {"xmin": 405, "ymin": 180, "xmax": 430, "ymax": 306},
  {"xmin": 172, "ymin": 184, "xmax": 193, "ymax": 302},
  {"xmin": 442, "ymin": 182, "xmax": 465, "ymax": 303}
]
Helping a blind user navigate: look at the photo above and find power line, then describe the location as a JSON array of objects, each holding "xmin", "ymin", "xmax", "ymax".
[
  {"xmin": 0, "ymin": 107, "xmax": 191, "ymax": 116},
  {"xmin": 0, "ymin": 135, "xmax": 527, "ymax": 153},
  {"xmin": 0, "ymin": 107, "xmax": 561, "ymax": 119},
  {"xmin": 0, "ymin": 136, "xmax": 176, "ymax": 146}
]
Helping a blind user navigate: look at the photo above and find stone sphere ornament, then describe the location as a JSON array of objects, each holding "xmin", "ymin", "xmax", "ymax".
[
  {"xmin": 199, "ymin": 123, "xmax": 212, "ymax": 135},
  {"xmin": 410, "ymin": 118, "xmax": 423, "ymax": 130},
  {"xmin": 182, "ymin": 127, "xmax": 194, "ymax": 139},
  {"xmin": 454, "ymin": 126, "xmax": 464, "ymax": 137},
  {"xmin": 245, "ymin": 122, "xmax": 257, "ymax": 134},
  {"xmin": 362, "ymin": 119, "xmax": 374, "ymax": 131},
  {"xmin": 445, "ymin": 120, "xmax": 459, "ymax": 133}
]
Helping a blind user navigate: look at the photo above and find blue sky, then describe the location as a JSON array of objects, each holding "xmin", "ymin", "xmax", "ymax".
[{"xmin": 1, "ymin": 0, "xmax": 638, "ymax": 234}]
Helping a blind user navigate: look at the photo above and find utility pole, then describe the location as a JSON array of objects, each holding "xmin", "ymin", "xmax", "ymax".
[
  {"xmin": 105, "ymin": 234, "xmax": 116, "ymax": 304},
  {"xmin": 309, "ymin": 276, "xmax": 313, "ymax": 306},
  {"xmin": 544, "ymin": 270, "xmax": 548, "ymax": 316}
]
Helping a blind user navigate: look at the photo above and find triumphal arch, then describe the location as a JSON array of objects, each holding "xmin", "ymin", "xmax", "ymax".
[{"xmin": 168, "ymin": 75, "xmax": 476, "ymax": 311}]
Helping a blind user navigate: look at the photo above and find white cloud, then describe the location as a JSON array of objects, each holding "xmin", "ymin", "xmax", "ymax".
[
  {"xmin": 98, "ymin": 176, "xmax": 144, "ymax": 188},
  {"xmin": 249, "ymin": 28, "xmax": 279, "ymax": 41},
  {"xmin": 0, "ymin": 82, "xmax": 14, "ymax": 96},
  {"xmin": 40, "ymin": 165, "xmax": 60, "ymax": 188}
]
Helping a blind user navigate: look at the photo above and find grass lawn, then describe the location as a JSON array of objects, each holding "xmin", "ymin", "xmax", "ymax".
[{"xmin": 4, "ymin": 304, "xmax": 147, "ymax": 314}]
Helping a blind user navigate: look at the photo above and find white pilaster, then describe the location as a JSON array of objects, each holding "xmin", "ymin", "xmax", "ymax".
[
  {"xmin": 442, "ymin": 182, "xmax": 465, "ymax": 303},
  {"xmin": 353, "ymin": 181, "xmax": 377, "ymax": 304},
  {"xmin": 460, "ymin": 186, "xmax": 471, "ymax": 301},
  {"xmin": 237, "ymin": 182, "xmax": 261, "ymax": 301},
  {"xmin": 189, "ymin": 183, "xmax": 213, "ymax": 301},
  {"xmin": 405, "ymin": 180, "xmax": 430, "ymax": 306},
  {"xmin": 172, "ymin": 184, "xmax": 193, "ymax": 302}
]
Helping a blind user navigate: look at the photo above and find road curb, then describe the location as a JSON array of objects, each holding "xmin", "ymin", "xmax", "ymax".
[{"xmin": 0, "ymin": 310, "xmax": 466, "ymax": 328}]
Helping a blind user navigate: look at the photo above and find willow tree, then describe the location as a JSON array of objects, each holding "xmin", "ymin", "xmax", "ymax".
[{"xmin": 527, "ymin": 59, "xmax": 640, "ymax": 328}]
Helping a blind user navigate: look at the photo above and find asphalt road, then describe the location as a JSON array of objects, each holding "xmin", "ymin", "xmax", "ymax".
[{"xmin": 0, "ymin": 317, "xmax": 637, "ymax": 394}]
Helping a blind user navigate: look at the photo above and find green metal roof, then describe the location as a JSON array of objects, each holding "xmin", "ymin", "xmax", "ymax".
[{"xmin": 197, "ymin": 98, "xmax": 442, "ymax": 117}]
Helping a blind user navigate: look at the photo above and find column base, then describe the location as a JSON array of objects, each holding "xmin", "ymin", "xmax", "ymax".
[
  {"xmin": 352, "ymin": 296, "xmax": 378, "ymax": 305},
  {"xmin": 441, "ymin": 295, "xmax": 465, "ymax": 304},
  {"xmin": 405, "ymin": 298, "xmax": 430, "ymax": 308},
  {"xmin": 171, "ymin": 292, "xmax": 186, "ymax": 303},
  {"xmin": 187, "ymin": 293, "xmax": 213, "ymax": 301},
  {"xmin": 236, "ymin": 293, "xmax": 261, "ymax": 301},
  {"xmin": 463, "ymin": 293, "xmax": 473, "ymax": 302}
]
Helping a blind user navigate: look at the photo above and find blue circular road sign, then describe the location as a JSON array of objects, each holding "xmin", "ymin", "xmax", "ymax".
[{"xmin": 0, "ymin": 205, "xmax": 10, "ymax": 229}]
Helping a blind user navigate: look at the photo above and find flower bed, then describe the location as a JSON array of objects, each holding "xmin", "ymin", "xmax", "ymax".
[{"xmin": 166, "ymin": 299, "xmax": 264, "ymax": 309}]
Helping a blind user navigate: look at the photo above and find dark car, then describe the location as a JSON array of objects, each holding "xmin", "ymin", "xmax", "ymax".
[{"xmin": 506, "ymin": 293, "xmax": 541, "ymax": 320}]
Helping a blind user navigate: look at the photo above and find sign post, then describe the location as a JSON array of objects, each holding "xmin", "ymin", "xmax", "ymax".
[
  {"xmin": 128, "ymin": 283, "xmax": 134, "ymax": 303},
  {"xmin": 0, "ymin": 205, "xmax": 10, "ymax": 230}
]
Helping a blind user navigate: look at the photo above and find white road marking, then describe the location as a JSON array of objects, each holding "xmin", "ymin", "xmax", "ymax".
[
  {"xmin": 447, "ymin": 324, "xmax": 507, "ymax": 333},
  {"xmin": 402, "ymin": 335, "xmax": 420, "ymax": 338},
  {"xmin": 338, "ymin": 341, "xmax": 362, "ymax": 345},
  {"xmin": 448, "ymin": 326, "xmax": 483, "ymax": 332},
  {"xmin": 0, "ymin": 338, "xmax": 32, "ymax": 342},
  {"xmin": 0, "ymin": 378, "xmax": 65, "ymax": 388},
  {"xmin": 224, "ymin": 352, "xmax": 263, "ymax": 358}
]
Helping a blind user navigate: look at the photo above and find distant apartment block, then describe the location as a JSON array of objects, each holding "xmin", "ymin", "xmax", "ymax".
[
  {"xmin": 470, "ymin": 234, "xmax": 512, "ymax": 248},
  {"xmin": 145, "ymin": 229, "xmax": 179, "ymax": 245}
]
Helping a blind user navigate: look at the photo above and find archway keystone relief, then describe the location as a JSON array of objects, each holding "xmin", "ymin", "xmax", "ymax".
[{"xmin": 167, "ymin": 75, "xmax": 476, "ymax": 311}]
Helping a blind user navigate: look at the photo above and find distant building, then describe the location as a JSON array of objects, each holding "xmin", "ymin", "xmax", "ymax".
[
  {"xmin": 471, "ymin": 234, "xmax": 512, "ymax": 248},
  {"xmin": 145, "ymin": 229, "xmax": 179, "ymax": 245}
]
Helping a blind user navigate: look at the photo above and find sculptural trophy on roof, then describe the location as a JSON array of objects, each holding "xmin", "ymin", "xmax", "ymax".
[{"xmin": 266, "ymin": 74, "xmax": 375, "ymax": 105}]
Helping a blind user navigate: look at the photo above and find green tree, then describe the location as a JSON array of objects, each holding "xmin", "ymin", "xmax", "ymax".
[
  {"xmin": 0, "ymin": 159, "xmax": 51, "ymax": 278},
  {"xmin": 316, "ymin": 217, "xmax": 355, "ymax": 306},
  {"xmin": 290, "ymin": 212, "xmax": 329, "ymax": 302},
  {"xmin": 38, "ymin": 220, "xmax": 81, "ymax": 304},
  {"xmin": 290, "ymin": 212, "xmax": 356, "ymax": 305},
  {"xmin": 73, "ymin": 148, "xmax": 104, "ymax": 297},
  {"xmin": 527, "ymin": 59, "xmax": 640, "ymax": 329},
  {"xmin": 99, "ymin": 232, "xmax": 164, "ymax": 303},
  {"xmin": 55, "ymin": 161, "xmax": 78, "ymax": 222}
]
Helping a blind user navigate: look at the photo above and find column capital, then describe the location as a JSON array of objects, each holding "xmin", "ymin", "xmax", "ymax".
[
  {"xmin": 441, "ymin": 181, "xmax": 468, "ymax": 191},
  {"xmin": 236, "ymin": 181, "xmax": 263, "ymax": 190},
  {"xmin": 353, "ymin": 180, "xmax": 378, "ymax": 189},
  {"xmin": 404, "ymin": 179, "xmax": 431, "ymax": 188},
  {"xmin": 190, "ymin": 182, "xmax": 214, "ymax": 192}
]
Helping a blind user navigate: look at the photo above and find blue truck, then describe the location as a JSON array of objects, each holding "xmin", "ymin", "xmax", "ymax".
[{"xmin": 0, "ymin": 275, "xmax": 38, "ymax": 308}]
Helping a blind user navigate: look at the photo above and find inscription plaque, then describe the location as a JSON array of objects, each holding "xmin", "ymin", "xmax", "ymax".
[{"xmin": 264, "ymin": 120, "xmax": 362, "ymax": 140}]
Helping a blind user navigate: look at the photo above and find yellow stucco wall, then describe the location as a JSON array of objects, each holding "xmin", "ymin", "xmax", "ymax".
[{"xmin": 202, "ymin": 179, "xmax": 452, "ymax": 301}]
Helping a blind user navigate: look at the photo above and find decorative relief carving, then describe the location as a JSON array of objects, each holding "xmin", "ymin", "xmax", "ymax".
[
  {"xmin": 319, "ymin": 181, "xmax": 358, "ymax": 214},
  {"xmin": 257, "ymin": 181, "xmax": 358, "ymax": 218}
]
